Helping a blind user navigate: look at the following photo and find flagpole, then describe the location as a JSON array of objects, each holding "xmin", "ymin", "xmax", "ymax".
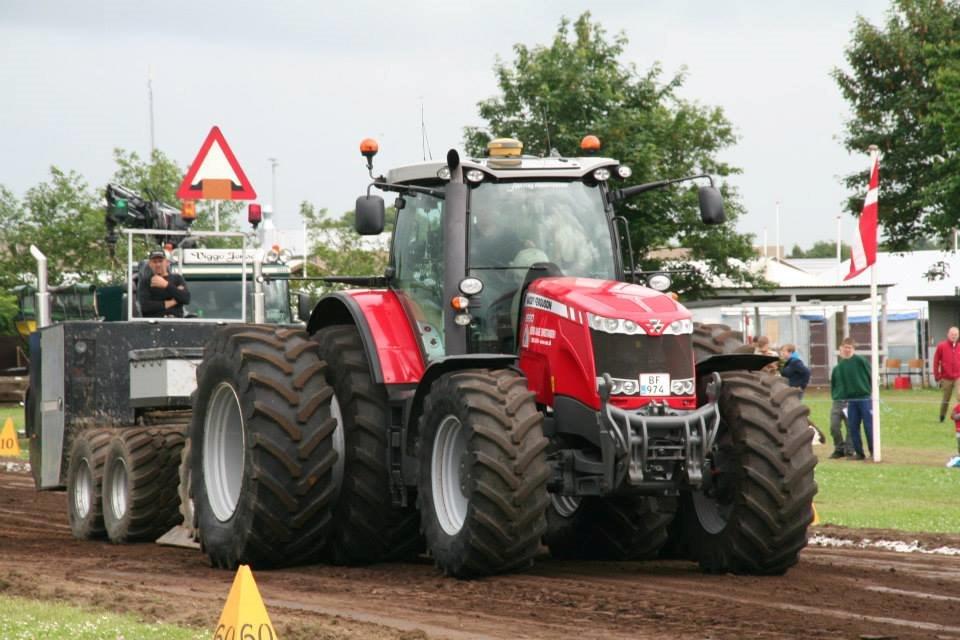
[
  {"xmin": 868, "ymin": 144, "xmax": 881, "ymax": 462},
  {"xmin": 870, "ymin": 261, "xmax": 881, "ymax": 462}
]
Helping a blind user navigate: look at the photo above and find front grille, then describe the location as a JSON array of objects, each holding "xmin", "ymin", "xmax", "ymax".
[{"xmin": 591, "ymin": 331, "xmax": 695, "ymax": 385}]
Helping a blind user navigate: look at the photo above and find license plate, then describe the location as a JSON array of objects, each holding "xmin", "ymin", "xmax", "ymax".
[{"xmin": 639, "ymin": 373, "xmax": 670, "ymax": 396}]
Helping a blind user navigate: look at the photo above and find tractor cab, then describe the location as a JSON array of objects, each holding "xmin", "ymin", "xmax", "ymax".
[{"xmin": 369, "ymin": 137, "xmax": 630, "ymax": 361}]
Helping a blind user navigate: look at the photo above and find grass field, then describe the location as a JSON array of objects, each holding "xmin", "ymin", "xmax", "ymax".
[
  {"xmin": 805, "ymin": 386, "xmax": 960, "ymax": 533},
  {"xmin": 0, "ymin": 595, "xmax": 207, "ymax": 639}
]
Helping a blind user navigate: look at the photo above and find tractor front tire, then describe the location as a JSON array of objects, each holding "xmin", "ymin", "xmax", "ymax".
[
  {"xmin": 418, "ymin": 369, "xmax": 550, "ymax": 578},
  {"xmin": 191, "ymin": 325, "xmax": 339, "ymax": 569},
  {"xmin": 544, "ymin": 494, "xmax": 676, "ymax": 560},
  {"xmin": 313, "ymin": 325, "xmax": 421, "ymax": 564},
  {"xmin": 682, "ymin": 371, "xmax": 817, "ymax": 574},
  {"xmin": 65, "ymin": 428, "xmax": 113, "ymax": 540},
  {"xmin": 102, "ymin": 427, "xmax": 184, "ymax": 543}
]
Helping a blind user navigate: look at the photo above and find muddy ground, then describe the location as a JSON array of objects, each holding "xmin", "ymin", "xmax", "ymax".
[{"xmin": 1, "ymin": 464, "xmax": 959, "ymax": 640}]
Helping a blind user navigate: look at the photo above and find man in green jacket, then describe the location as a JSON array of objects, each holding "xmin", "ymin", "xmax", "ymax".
[{"xmin": 831, "ymin": 337, "xmax": 873, "ymax": 460}]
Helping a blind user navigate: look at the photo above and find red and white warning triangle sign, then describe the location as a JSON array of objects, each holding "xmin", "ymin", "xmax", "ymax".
[{"xmin": 177, "ymin": 126, "xmax": 256, "ymax": 200}]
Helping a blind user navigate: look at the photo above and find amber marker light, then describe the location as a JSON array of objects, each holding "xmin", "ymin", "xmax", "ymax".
[
  {"xmin": 360, "ymin": 138, "xmax": 379, "ymax": 158},
  {"xmin": 451, "ymin": 296, "xmax": 470, "ymax": 311},
  {"xmin": 580, "ymin": 135, "xmax": 601, "ymax": 152},
  {"xmin": 181, "ymin": 200, "xmax": 197, "ymax": 222}
]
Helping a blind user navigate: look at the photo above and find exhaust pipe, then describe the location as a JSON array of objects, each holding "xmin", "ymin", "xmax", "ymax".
[{"xmin": 29, "ymin": 245, "xmax": 51, "ymax": 328}]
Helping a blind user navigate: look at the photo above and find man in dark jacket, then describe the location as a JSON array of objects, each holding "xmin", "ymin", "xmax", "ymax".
[
  {"xmin": 137, "ymin": 247, "xmax": 190, "ymax": 317},
  {"xmin": 780, "ymin": 343, "xmax": 811, "ymax": 396},
  {"xmin": 933, "ymin": 326, "xmax": 960, "ymax": 422}
]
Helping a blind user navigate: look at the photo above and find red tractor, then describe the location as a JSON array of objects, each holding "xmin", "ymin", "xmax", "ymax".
[{"xmin": 189, "ymin": 137, "xmax": 816, "ymax": 577}]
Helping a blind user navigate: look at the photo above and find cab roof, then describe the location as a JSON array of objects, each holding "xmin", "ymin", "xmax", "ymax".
[{"xmin": 385, "ymin": 155, "xmax": 620, "ymax": 184}]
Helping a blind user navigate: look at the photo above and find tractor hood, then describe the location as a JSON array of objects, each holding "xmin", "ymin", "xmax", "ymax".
[{"xmin": 526, "ymin": 277, "xmax": 691, "ymax": 335}]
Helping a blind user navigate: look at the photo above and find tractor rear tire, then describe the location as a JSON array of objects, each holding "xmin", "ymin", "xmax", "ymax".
[
  {"xmin": 681, "ymin": 371, "xmax": 817, "ymax": 574},
  {"xmin": 544, "ymin": 494, "xmax": 676, "ymax": 560},
  {"xmin": 102, "ymin": 426, "xmax": 184, "ymax": 543},
  {"xmin": 312, "ymin": 325, "xmax": 422, "ymax": 564},
  {"xmin": 417, "ymin": 369, "xmax": 550, "ymax": 578},
  {"xmin": 692, "ymin": 323, "xmax": 751, "ymax": 357},
  {"xmin": 191, "ymin": 325, "xmax": 339, "ymax": 569},
  {"xmin": 65, "ymin": 428, "xmax": 113, "ymax": 540}
]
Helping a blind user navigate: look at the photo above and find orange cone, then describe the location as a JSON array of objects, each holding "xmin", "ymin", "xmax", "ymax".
[{"xmin": 214, "ymin": 564, "xmax": 277, "ymax": 639}]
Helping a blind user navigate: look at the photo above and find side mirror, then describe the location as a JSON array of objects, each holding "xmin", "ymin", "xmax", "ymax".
[
  {"xmin": 698, "ymin": 186, "xmax": 726, "ymax": 225},
  {"xmin": 355, "ymin": 195, "xmax": 385, "ymax": 235},
  {"xmin": 296, "ymin": 292, "xmax": 313, "ymax": 323}
]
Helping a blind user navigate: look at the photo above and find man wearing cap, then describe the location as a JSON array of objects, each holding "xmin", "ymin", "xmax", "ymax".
[{"xmin": 137, "ymin": 247, "xmax": 190, "ymax": 318}]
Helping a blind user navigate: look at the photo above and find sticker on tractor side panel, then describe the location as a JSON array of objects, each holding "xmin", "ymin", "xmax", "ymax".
[{"xmin": 524, "ymin": 293, "xmax": 576, "ymax": 322}]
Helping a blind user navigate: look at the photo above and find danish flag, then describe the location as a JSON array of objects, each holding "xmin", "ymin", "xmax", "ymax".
[{"xmin": 845, "ymin": 150, "xmax": 880, "ymax": 281}]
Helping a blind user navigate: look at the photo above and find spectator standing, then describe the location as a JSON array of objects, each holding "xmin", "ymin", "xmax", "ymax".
[
  {"xmin": 951, "ymin": 402, "xmax": 960, "ymax": 457},
  {"xmin": 831, "ymin": 337, "xmax": 873, "ymax": 461},
  {"xmin": 933, "ymin": 326, "xmax": 960, "ymax": 422},
  {"xmin": 780, "ymin": 344, "xmax": 811, "ymax": 398},
  {"xmin": 754, "ymin": 336, "xmax": 780, "ymax": 374}
]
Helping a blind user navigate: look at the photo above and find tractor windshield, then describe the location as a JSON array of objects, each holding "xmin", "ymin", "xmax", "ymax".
[
  {"xmin": 187, "ymin": 279, "xmax": 291, "ymax": 323},
  {"xmin": 466, "ymin": 180, "xmax": 616, "ymax": 353}
]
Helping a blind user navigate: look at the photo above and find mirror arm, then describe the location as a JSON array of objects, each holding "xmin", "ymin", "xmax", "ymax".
[
  {"xmin": 609, "ymin": 173, "xmax": 714, "ymax": 204},
  {"xmin": 369, "ymin": 180, "xmax": 446, "ymax": 200}
]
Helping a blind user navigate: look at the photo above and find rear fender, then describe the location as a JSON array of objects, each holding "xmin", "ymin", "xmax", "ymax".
[{"xmin": 307, "ymin": 291, "xmax": 425, "ymax": 385}]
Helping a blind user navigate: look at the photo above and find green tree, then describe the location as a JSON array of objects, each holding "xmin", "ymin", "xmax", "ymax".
[
  {"xmin": 300, "ymin": 203, "xmax": 395, "ymax": 295},
  {"xmin": 833, "ymin": 0, "xmax": 960, "ymax": 250},
  {"xmin": 464, "ymin": 12, "xmax": 762, "ymax": 297},
  {"xmin": 0, "ymin": 167, "xmax": 108, "ymax": 290},
  {"xmin": 790, "ymin": 240, "xmax": 852, "ymax": 260},
  {"xmin": 111, "ymin": 148, "xmax": 242, "ymax": 236}
]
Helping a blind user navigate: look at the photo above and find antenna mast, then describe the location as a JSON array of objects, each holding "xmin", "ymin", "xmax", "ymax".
[
  {"xmin": 148, "ymin": 66, "xmax": 156, "ymax": 157},
  {"xmin": 421, "ymin": 99, "xmax": 432, "ymax": 161}
]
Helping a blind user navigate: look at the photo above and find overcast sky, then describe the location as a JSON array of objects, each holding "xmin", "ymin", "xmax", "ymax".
[{"xmin": 1, "ymin": 1, "xmax": 890, "ymax": 252}]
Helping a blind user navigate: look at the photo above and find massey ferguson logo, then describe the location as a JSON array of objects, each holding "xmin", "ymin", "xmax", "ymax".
[{"xmin": 649, "ymin": 318, "xmax": 664, "ymax": 333}]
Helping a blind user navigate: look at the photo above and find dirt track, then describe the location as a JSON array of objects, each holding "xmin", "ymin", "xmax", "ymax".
[{"xmin": 2, "ymin": 464, "xmax": 959, "ymax": 640}]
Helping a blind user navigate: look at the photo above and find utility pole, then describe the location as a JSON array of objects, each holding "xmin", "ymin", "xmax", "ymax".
[
  {"xmin": 836, "ymin": 214, "xmax": 842, "ymax": 264},
  {"xmin": 147, "ymin": 66, "xmax": 155, "ymax": 157},
  {"xmin": 268, "ymin": 158, "xmax": 278, "ymax": 214},
  {"xmin": 775, "ymin": 200, "xmax": 781, "ymax": 261}
]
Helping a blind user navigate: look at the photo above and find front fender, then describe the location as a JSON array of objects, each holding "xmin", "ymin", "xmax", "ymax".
[
  {"xmin": 695, "ymin": 353, "xmax": 779, "ymax": 377},
  {"xmin": 307, "ymin": 291, "xmax": 425, "ymax": 385}
]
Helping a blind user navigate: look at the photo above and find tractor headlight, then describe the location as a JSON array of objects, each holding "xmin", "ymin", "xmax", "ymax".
[
  {"xmin": 596, "ymin": 376, "xmax": 641, "ymax": 396},
  {"xmin": 458, "ymin": 277, "xmax": 483, "ymax": 296},
  {"xmin": 616, "ymin": 165, "xmax": 632, "ymax": 179},
  {"xmin": 437, "ymin": 167, "xmax": 451, "ymax": 180},
  {"xmin": 466, "ymin": 169, "xmax": 485, "ymax": 183},
  {"xmin": 664, "ymin": 319, "xmax": 693, "ymax": 335},
  {"xmin": 647, "ymin": 273, "xmax": 672, "ymax": 291},
  {"xmin": 670, "ymin": 378, "xmax": 695, "ymax": 395},
  {"xmin": 588, "ymin": 313, "xmax": 647, "ymax": 335},
  {"xmin": 592, "ymin": 168, "xmax": 611, "ymax": 182}
]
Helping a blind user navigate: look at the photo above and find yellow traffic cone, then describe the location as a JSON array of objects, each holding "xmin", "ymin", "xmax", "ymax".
[
  {"xmin": 0, "ymin": 417, "xmax": 20, "ymax": 456},
  {"xmin": 811, "ymin": 503, "xmax": 820, "ymax": 526},
  {"xmin": 214, "ymin": 564, "xmax": 277, "ymax": 640}
]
